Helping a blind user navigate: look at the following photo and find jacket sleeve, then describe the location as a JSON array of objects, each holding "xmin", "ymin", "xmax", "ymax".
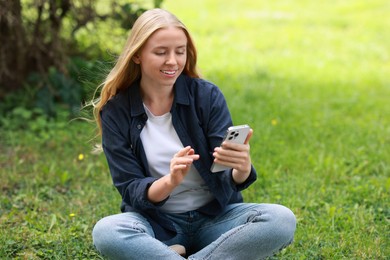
[
  {"xmin": 100, "ymin": 103, "xmax": 168, "ymax": 212},
  {"xmin": 205, "ymin": 83, "xmax": 257, "ymax": 191}
]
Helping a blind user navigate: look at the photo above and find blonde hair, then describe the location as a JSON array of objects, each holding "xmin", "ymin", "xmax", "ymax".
[{"xmin": 92, "ymin": 8, "xmax": 200, "ymax": 135}]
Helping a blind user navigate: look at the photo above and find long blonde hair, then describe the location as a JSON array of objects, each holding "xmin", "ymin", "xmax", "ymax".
[{"xmin": 92, "ymin": 8, "xmax": 200, "ymax": 135}]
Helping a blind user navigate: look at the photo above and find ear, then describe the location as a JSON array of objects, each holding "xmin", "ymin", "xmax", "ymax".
[{"xmin": 132, "ymin": 54, "xmax": 140, "ymax": 64}]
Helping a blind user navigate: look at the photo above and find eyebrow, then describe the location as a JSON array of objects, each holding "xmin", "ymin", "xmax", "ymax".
[{"xmin": 153, "ymin": 45, "xmax": 187, "ymax": 49}]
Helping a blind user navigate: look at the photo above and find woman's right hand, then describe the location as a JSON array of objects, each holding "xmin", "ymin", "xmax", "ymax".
[
  {"xmin": 169, "ymin": 146, "xmax": 199, "ymax": 186},
  {"xmin": 147, "ymin": 146, "xmax": 199, "ymax": 203}
]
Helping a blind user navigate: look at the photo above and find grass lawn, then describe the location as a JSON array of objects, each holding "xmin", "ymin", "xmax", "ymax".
[{"xmin": 1, "ymin": 0, "xmax": 389, "ymax": 259}]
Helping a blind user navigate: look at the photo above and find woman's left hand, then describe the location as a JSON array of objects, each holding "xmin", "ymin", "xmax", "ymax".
[{"xmin": 213, "ymin": 129, "xmax": 253, "ymax": 184}]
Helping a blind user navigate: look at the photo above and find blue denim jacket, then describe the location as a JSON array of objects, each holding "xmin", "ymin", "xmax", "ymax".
[{"xmin": 101, "ymin": 74, "xmax": 257, "ymax": 240}]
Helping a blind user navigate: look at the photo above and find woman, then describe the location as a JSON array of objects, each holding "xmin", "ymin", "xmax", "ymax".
[{"xmin": 92, "ymin": 8, "xmax": 296, "ymax": 259}]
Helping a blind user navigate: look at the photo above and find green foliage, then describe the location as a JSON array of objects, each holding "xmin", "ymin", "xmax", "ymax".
[
  {"xmin": 0, "ymin": 56, "xmax": 109, "ymax": 126},
  {"xmin": 1, "ymin": 0, "xmax": 389, "ymax": 259},
  {"xmin": 1, "ymin": 0, "xmax": 163, "ymax": 119},
  {"xmin": 0, "ymin": 110, "xmax": 118, "ymax": 259}
]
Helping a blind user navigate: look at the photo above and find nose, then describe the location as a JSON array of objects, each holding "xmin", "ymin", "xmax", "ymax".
[{"xmin": 165, "ymin": 52, "xmax": 177, "ymax": 65}]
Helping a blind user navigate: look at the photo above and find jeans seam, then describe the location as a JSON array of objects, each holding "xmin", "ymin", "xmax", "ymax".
[
  {"xmin": 202, "ymin": 223, "xmax": 248, "ymax": 260},
  {"xmin": 132, "ymin": 221, "xmax": 147, "ymax": 233},
  {"xmin": 200, "ymin": 208, "xmax": 261, "ymax": 232}
]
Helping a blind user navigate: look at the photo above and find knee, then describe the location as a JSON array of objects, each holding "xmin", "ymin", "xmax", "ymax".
[
  {"xmin": 92, "ymin": 217, "xmax": 117, "ymax": 253},
  {"xmin": 271, "ymin": 204, "xmax": 296, "ymax": 241},
  {"xmin": 251, "ymin": 204, "xmax": 296, "ymax": 241}
]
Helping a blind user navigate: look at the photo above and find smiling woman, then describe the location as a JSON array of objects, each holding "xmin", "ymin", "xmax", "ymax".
[
  {"xmin": 132, "ymin": 26, "xmax": 188, "ymax": 115},
  {"xmin": 92, "ymin": 9, "xmax": 200, "ymax": 132},
  {"xmin": 90, "ymin": 7, "xmax": 296, "ymax": 260}
]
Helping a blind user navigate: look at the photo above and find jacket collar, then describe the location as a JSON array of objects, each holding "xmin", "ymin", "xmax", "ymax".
[
  {"xmin": 128, "ymin": 74, "xmax": 190, "ymax": 117},
  {"xmin": 173, "ymin": 74, "xmax": 190, "ymax": 106}
]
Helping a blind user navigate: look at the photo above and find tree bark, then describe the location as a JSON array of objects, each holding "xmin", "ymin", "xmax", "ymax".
[{"xmin": 0, "ymin": 0, "xmax": 26, "ymax": 95}]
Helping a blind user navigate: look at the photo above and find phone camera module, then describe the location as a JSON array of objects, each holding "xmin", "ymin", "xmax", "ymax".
[{"xmin": 228, "ymin": 131, "xmax": 239, "ymax": 140}]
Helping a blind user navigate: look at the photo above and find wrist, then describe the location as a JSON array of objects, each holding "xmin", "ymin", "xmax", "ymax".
[{"xmin": 232, "ymin": 168, "xmax": 250, "ymax": 185}]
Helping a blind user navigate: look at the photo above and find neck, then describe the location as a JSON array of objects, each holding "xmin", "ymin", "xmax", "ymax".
[{"xmin": 141, "ymin": 83, "xmax": 174, "ymax": 116}]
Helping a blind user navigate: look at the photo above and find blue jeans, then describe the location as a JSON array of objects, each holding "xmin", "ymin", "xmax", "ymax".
[{"xmin": 92, "ymin": 203, "xmax": 296, "ymax": 260}]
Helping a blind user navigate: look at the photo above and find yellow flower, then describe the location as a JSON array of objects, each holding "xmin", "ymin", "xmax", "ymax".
[
  {"xmin": 271, "ymin": 119, "xmax": 278, "ymax": 126},
  {"xmin": 78, "ymin": 153, "xmax": 84, "ymax": 161},
  {"xmin": 69, "ymin": 213, "xmax": 76, "ymax": 217}
]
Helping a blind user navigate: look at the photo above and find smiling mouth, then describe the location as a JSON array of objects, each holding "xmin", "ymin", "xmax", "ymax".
[{"xmin": 161, "ymin": 70, "xmax": 177, "ymax": 75}]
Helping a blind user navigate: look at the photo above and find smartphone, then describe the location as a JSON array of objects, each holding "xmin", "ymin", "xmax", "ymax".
[{"xmin": 210, "ymin": 124, "xmax": 251, "ymax": 173}]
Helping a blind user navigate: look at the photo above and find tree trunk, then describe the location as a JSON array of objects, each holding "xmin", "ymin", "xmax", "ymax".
[
  {"xmin": 0, "ymin": 0, "xmax": 157, "ymax": 100},
  {"xmin": 0, "ymin": 0, "xmax": 26, "ymax": 96}
]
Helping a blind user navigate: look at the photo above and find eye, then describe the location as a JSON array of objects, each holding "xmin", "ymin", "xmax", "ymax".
[
  {"xmin": 176, "ymin": 49, "xmax": 186, "ymax": 55},
  {"xmin": 155, "ymin": 52, "xmax": 166, "ymax": 56}
]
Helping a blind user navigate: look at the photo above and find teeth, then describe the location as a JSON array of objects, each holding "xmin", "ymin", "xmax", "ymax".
[{"xmin": 162, "ymin": 70, "xmax": 175, "ymax": 75}]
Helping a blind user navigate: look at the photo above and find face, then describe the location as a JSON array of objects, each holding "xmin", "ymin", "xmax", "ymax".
[{"xmin": 134, "ymin": 26, "xmax": 187, "ymax": 89}]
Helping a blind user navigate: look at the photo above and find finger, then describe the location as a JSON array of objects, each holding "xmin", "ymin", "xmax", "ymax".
[
  {"xmin": 213, "ymin": 158, "xmax": 245, "ymax": 172},
  {"xmin": 221, "ymin": 141, "xmax": 250, "ymax": 152},
  {"xmin": 214, "ymin": 153, "xmax": 246, "ymax": 165},
  {"xmin": 172, "ymin": 157, "xmax": 192, "ymax": 166},
  {"xmin": 172, "ymin": 154, "xmax": 199, "ymax": 167},
  {"xmin": 214, "ymin": 151, "xmax": 251, "ymax": 170},
  {"xmin": 244, "ymin": 129, "xmax": 253, "ymax": 144},
  {"xmin": 187, "ymin": 148, "xmax": 195, "ymax": 156},
  {"xmin": 189, "ymin": 154, "xmax": 200, "ymax": 161},
  {"xmin": 213, "ymin": 147, "xmax": 239, "ymax": 157},
  {"xmin": 176, "ymin": 146, "xmax": 191, "ymax": 157},
  {"xmin": 172, "ymin": 164, "xmax": 190, "ymax": 170},
  {"xmin": 213, "ymin": 146, "xmax": 249, "ymax": 164}
]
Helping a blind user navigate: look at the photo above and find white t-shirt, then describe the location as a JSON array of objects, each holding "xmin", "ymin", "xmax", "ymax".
[{"xmin": 140, "ymin": 105, "xmax": 214, "ymax": 213}]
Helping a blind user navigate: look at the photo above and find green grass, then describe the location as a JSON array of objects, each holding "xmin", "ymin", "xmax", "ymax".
[{"xmin": 1, "ymin": 0, "xmax": 389, "ymax": 259}]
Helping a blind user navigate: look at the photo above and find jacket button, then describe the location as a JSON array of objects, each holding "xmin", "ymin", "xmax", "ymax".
[{"xmin": 137, "ymin": 124, "xmax": 142, "ymax": 129}]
